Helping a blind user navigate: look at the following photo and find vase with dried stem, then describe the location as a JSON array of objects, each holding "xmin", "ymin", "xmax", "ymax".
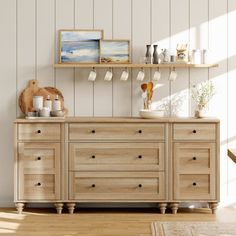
[{"xmin": 191, "ymin": 81, "xmax": 215, "ymax": 118}]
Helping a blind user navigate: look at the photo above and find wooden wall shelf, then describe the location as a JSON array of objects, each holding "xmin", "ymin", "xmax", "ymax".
[{"xmin": 54, "ymin": 63, "xmax": 219, "ymax": 69}]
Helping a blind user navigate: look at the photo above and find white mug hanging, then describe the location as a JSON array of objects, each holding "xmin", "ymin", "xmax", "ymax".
[
  {"xmin": 136, "ymin": 69, "xmax": 145, "ymax": 81},
  {"xmin": 169, "ymin": 69, "xmax": 177, "ymax": 81},
  {"xmin": 104, "ymin": 69, "xmax": 113, "ymax": 81},
  {"xmin": 153, "ymin": 69, "xmax": 161, "ymax": 81},
  {"xmin": 120, "ymin": 69, "xmax": 129, "ymax": 81},
  {"xmin": 88, "ymin": 68, "xmax": 97, "ymax": 81}
]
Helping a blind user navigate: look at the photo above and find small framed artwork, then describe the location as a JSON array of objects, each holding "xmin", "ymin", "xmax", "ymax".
[
  {"xmin": 59, "ymin": 29, "xmax": 104, "ymax": 63},
  {"xmin": 100, "ymin": 40, "xmax": 131, "ymax": 64}
]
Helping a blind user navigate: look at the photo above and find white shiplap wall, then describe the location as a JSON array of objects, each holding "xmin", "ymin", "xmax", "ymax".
[{"xmin": 0, "ymin": 0, "xmax": 235, "ymax": 207}]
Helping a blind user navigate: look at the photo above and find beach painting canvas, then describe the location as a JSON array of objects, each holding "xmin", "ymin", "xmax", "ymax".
[
  {"xmin": 100, "ymin": 40, "xmax": 130, "ymax": 64},
  {"xmin": 59, "ymin": 30, "xmax": 103, "ymax": 63}
]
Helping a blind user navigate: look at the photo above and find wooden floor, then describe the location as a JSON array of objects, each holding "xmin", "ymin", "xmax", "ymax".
[{"xmin": 0, "ymin": 207, "xmax": 236, "ymax": 236}]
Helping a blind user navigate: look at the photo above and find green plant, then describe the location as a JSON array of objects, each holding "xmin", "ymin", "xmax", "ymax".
[{"xmin": 191, "ymin": 81, "xmax": 215, "ymax": 110}]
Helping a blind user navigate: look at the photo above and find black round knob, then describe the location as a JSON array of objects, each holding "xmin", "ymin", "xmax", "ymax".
[
  {"xmin": 37, "ymin": 157, "xmax": 41, "ymax": 160},
  {"xmin": 192, "ymin": 130, "xmax": 197, "ymax": 134},
  {"xmin": 37, "ymin": 182, "xmax": 41, "ymax": 186},
  {"xmin": 192, "ymin": 182, "xmax": 197, "ymax": 186},
  {"xmin": 138, "ymin": 155, "xmax": 142, "ymax": 159},
  {"xmin": 92, "ymin": 155, "xmax": 95, "ymax": 159},
  {"xmin": 193, "ymin": 157, "xmax": 196, "ymax": 160},
  {"xmin": 92, "ymin": 130, "xmax": 96, "ymax": 134},
  {"xmin": 138, "ymin": 130, "xmax": 142, "ymax": 134},
  {"xmin": 37, "ymin": 130, "xmax": 41, "ymax": 134},
  {"xmin": 91, "ymin": 184, "xmax": 96, "ymax": 188},
  {"xmin": 138, "ymin": 184, "xmax": 142, "ymax": 188}
]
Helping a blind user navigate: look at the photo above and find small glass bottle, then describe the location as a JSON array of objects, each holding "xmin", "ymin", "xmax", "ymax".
[
  {"xmin": 202, "ymin": 49, "xmax": 210, "ymax": 64},
  {"xmin": 44, "ymin": 95, "xmax": 52, "ymax": 111},
  {"xmin": 53, "ymin": 95, "xmax": 61, "ymax": 111},
  {"xmin": 153, "ymin": 45, "xmax": 159, "ymax": 64}
]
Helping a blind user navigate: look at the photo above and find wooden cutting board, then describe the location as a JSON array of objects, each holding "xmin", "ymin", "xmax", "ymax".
[
  {"xmin": 19, "ymin": 80, "xmax": 40, "ymax": 114},
  {"xmin": 19, "ymin": 79, "xmax": 67, "ymax": 114}
]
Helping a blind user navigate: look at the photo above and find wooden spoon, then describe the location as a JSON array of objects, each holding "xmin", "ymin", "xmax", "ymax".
[
  {"xmin": 147, "ymin": 82, "xmax": 153, "ymax": 101},
  {"xmin": 141, "ymin": 83, "xmax": 147, "ymax": 92}
]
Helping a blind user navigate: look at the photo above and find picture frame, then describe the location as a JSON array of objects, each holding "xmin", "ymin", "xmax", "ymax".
[
  {"xmin": 100, "ymin": 40, "xmax": 131, "ymax": 64},
  {"xmin": 59, "ymin": 29, "xmax": 104, "ymax": 64}
]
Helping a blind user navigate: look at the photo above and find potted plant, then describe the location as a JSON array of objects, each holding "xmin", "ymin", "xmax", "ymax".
[{"xmin": 191, "ymin": 81, "xmax": 215, "ymax": 118}]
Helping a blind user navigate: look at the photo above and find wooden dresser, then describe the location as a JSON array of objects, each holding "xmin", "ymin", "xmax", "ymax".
[{"xmin": 14, "ymin": 117, "xmax": 220, "ymax": 214}]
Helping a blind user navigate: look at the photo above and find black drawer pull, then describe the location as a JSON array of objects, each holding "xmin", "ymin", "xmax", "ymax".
[
  {"xmin": 91, "ymin": 184, "xmax": 96, "ymax": 188},
  {"xmin": 138, "ymin": 130, "xmax": 142, "ymax": 134},
  {"xmin": 91, "ymin": 130, "xmax": 96, "ymax": 134},
  {"xmin": 92, "ymin": 155, "xmax": 96, "ymax": 159},
  {"xmin": 192, "ymin": 157, "xmax": 197, "ymax": 160},
  {"xmin": 192, "ymin": 182, "xmax": 197, "ymax": 186},
  {"xmin": 192, "ymin": 130, "xmax": 197, "ymax": 134},
  {"xmin": 138, "ymin": 155, "xmax": 142, "ymax": 159},
  {"xmin": 138, "ymin": 184, "xmax": 142, "ymax": 188},
  {"xmin": 37, "ymin": 130, "xmax": 41, "ymax": 134},
  {"xmin": 37, "ymin": 157, "xmax": 41, "ymax": 161},
  {"xmin": 37, "ymin": 182, "xmax": 41, "ymax": 186}
]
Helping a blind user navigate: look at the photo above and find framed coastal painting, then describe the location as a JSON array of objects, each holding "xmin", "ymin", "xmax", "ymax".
[
  {"xmin": 100, "ymin": 40, "xmax": 131, "ymax": 64},
  {"xmin": 59, "ymin": 29, "xmax": 104, "ymax": 63}
]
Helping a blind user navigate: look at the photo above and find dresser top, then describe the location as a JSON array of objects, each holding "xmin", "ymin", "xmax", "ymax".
[{"xmin": 14, "ymin": 116, "xmax": 220, "ymax": 123}]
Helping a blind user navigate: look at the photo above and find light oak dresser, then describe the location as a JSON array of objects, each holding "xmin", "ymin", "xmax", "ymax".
[{"xmin": 14, "ymin": 117, "xmax": 220, "ymax": 214}]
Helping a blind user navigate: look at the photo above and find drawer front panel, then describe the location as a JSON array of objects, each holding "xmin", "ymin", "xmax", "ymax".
[
  {"xmin": 174, "ymin": 174, "xmax": 215, "ymax": 200},
  {"xmin": 69, "ymin": 123, "xmax": 165, "ymax": 140},
  {"xmin": 173, "ymin": 123, "xmax": 216, "ymax": 140},
  {"xmin": 18, "ymin": 124, "xmax": 61, "ymax": 141},
  {"xmin": 174, "ymin": 143, "xmax": 215, "ymax": 171},
  {"xmin": 69, "ymin": 172, "xmax": 165, "ymax": 200},
  {"xmin": 19, "ymin": 174, "xmax": 58, "ymax": 200},
  {"xmin": 18, "ymin": 143, "xmax": 60, "ymax": 174},
  {"xmin": 69, "ymin": 143, "xmax": 164, "ymax": 171}
]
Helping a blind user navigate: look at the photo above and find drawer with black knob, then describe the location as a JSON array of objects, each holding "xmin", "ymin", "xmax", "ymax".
[
  {"xmin": 69, "ymin": 123, "xmax": 165, "ymax": 141},
  {"xmin": 18, "ymin": 124, "xmax": 61, "ymax": 141},
  {"xmin": 69, "ymin": 142, "xmax": 165, "ymax": 171},
  {"xmin": 173, "ymin": 123, "xmax": 216, "ymax": 141},
  {"xmin": 69, "ymin": 172, "xmax": 165, "ymax": 200}
]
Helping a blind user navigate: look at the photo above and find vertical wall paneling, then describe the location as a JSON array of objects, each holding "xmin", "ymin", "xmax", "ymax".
[
  {"xmin": 0, "ymin": 0, "xmax": 16, "ymax": 206},
  {"xmin": 189, "ymin": 0, "xmax": 209, "ymax": 116},
  {"xmin": 17, "ymin": 0, "xmax": 36, "ymax": 116},
  {"xmin": 74, "ymin": 0, "xmax": 94, "ymax": 116},
  {"xmin": 209, "ymin": 0, "xmax": 228, "ymax": 201},
  {"xmin": 113, "ymin": 0, "xmax": 132, "ymax": 116},
  {"xmin": 93, "ymin": 0, "xmax": 113, "ymax": 116},
  {"xmin": 227, "ymin": 0, "xmax": 236, "ymax": 199},
  {"xmin": 170, "ymin": 0, "xmax": 189, "ymax": 117},
  {"xmin": 132, "ymin": 0, "xmax": 151, "ymax": 116},
  {"xmin": 37, "ymin": 0, "xmax": 55, "ymax": 87},
  {"xmin": 151, "ymin": 0, "xmax": 170, "ymax": 115},
  {"xmin": 55, "ymin": 0, "xmax": 75, "ymax": 116}
]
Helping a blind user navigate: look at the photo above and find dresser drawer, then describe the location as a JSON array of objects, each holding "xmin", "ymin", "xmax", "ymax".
[
  {"xmin": 174, "ymin": 174, "xmax": 216, "ymax": 200},
  {"xmin": 69, "ymin": 143, "xmax": 164, "ymax": 171},
  {"xmin": 69, "ymin": 172, "xmax": 165, "ymax": 200},
  {"xmin": 174, "ymin": 143, "xmax": 215, "ymax": 172},
  {"xmin": 18, "ymin": 174, "xmax": 59, "ymax": 200},
  {"xmin": 69, "ymin": 123, "xmax": 165, "ymax": 141},
  {"xmin": 173, "ymin": 123, "xmax": 216, "ymax": 141},
  {"xmin": 18, "ymin": 143, "xmax": 60, "ymax": 173},
  {"xmin": 18, "ymin": 124, "xmax": 61, "ymax": 141}
]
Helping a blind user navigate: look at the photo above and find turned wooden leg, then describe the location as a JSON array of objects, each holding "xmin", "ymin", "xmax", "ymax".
[
  {"xmin": 209, "ymin": 202, "xmax": 218, "ymax": 214},
  {"xmin": 170, "ymin": 202, "xmax": 179, "ymax": 214},
  {"xmin": 159, "ymin": 203, "xmax": 167, "ymax": 214},
  {"xmin": 66, "ymin": 203, "xmax": 76, "ymax": 214},
  {"xmin": 15, "ymin": 203, "xmax": 25, "ymax": 214},
  {"xmin": 54, "ymin": 203, "xmax": 64, "ymax": 214}
]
